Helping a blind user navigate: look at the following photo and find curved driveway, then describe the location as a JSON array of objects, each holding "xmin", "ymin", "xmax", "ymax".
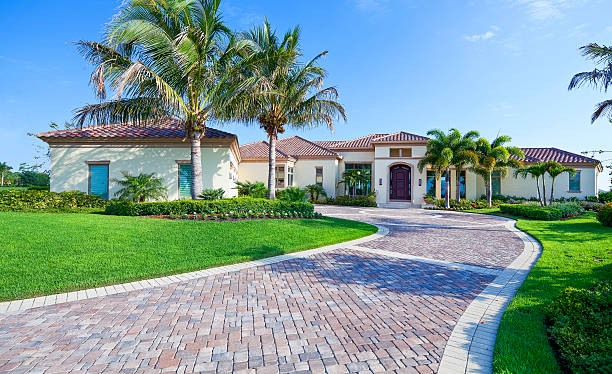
[{"xmin": 0, "ymin": 207, "xmax": 533, "ymax": 374}]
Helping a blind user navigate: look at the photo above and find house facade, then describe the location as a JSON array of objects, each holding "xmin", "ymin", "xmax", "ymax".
[{"xmin": 38, "ymin": 124, "xmax": 602, "ymax": 205}]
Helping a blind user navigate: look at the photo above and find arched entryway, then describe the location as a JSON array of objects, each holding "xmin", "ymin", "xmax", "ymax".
[{"xmin": 389, "ymin": 164, "xmax": 411, "ymax": 200}]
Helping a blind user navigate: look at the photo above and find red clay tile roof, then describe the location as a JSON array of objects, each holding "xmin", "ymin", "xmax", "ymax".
[
  {"xmin": 518, "ymin": 148, "xmax": 600, "ymax": 164},
  {"xmin": 37, "ymin": 119, "xmax": 236, "ymax": 141},
  {"xmin": 370, "ymin": 131, "xmax": 430, "ymax": 143},
  {"xmin": 314, "ymin": 134, "xmax": 390, "ymax": 150},
  {"xmin": 239, "ymin": 141, "xmax": 292, "ymax": 160}
]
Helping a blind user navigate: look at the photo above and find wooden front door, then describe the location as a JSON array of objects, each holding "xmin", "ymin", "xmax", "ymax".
[{"xmin": 390, "ymin": 165, "xmax": 411, "ymax": 200}]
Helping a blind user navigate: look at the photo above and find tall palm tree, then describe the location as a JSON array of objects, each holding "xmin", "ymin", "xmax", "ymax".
[
  {"xmin": 569, "ymin": 43, "xmax": 612, "ymax": 123},
  {"xmin": 471, "ymin": 136, "xmax": 524, "ymax": 207},
  {"xmin": 545, "ymin": 161, "xmax": 576, "ymax": 204},
  {"xmin": 227, "ymin": 20, "xmax": 346, "ymax": 199},
  {"xmin": 451, "ymin": 130, "xmax": 480, "ymax": 202},
  {"xmin": 417, "ymin": 129, "xmax": 458, "ymax": 209},
  {"xmin": 0, "ymin": 162, "xmax": 11, "ymax": 187},
  {"xmin": 514, "ymin": 163, "xmax": 547, "ymax": 206},
  {"xmin": 73, "ymin": 0, "xmax": 248, "ymax": 199}
]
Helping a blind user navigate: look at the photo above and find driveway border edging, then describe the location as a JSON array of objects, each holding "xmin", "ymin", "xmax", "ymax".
[
  {"xmin": 437, "ymin": 218, "xmax": 542, "ymax": 374},
  {"xmin": 0, "ymin": 225, "xmax": 388, "ymax": 315}
]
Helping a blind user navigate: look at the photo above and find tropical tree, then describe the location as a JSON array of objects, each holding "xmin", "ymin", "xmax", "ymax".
[
  {"xmin": 545, "ymin": 161, "xmax": 576, "ymax": 204},
  {"xmin": 569, "ymin": 43, "xmax": 612, "ymax": 123},
  {"xmin": 73, "ymin": 0, "xmax": 249, "ymax": 199},
  {"xmin": 514, "ymin": 163, "xmax": 547, "ymax": 206},
  {"xmin": 227, "ymin": 20, "xmax": 346, "ymax": 199},
  {"xmin": 113, "ymin": 172, "xmax": 168, "ymax": 202},
  {"xmin": 337, "ymin": 169, "xmax": 370, "ymax": 198},
  {"xmin": 0, "ymin": 162, "xmax": 11, "ymax": 187},
  {"xmin": 235, "ymin": 181, "xmax": 268, "ymax": 198},
  {"xmin": 417, "ymin": 129, "xmax": 477, "ymax": 208},
  {"xmin": 451, "ymin": 130, "xmax": 480, "ymax": 202},
  {"xmin": 305, "ymin": 184, "xmax": 327, "ymax": 203},
  {"xmin": 471, "ymin": 136, "xmax": 524, "ymax": 207}
]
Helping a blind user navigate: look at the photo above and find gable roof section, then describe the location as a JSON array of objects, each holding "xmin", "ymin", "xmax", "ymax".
[
  {"xmin": 316, "ymin": 134, "xmax": 390, "ymax": 150},
  {"xmin": 370, "ymin": 131, "xmax": 430, "ymax": 144},
  {"xmin": 37, "ymin": 119, "xmax": 236, "ymax": 142},
  {"xmin": 239, "ymin": 140, "xmax": 293, "ymax": 160},
  {"xmin": 240, "ymin": 136, "xmax": 340, "ymax": 160},
  {"xmin": 518, "ymin": 147, "xmax": 601, "ymax": 165}
]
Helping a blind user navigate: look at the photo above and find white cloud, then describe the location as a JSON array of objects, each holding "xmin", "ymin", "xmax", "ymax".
[
  {"xmin": 352, "ymin": 0, "xmax": 389, "ymax": 11},
  {"xmin": 464, "ymin": 26, "xmax": 499, "ymax": 42},
  {"xmin": 514, "ymin": 0, "xmax": 583, "ymax": 21}
]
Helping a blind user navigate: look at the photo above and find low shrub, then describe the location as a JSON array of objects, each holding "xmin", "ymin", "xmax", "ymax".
[
  {"xmin": 198, "ymin": 188, "xmax": 225, "ymax": 201},
  {"xmin": 481, "ymin": 194, "xmax": 538, "ymax": 203},
  {"xmin": 599, "ymin": 191, "xmax": 612, "ymax": 204},
  {"xmin": 277, "ymin": 187, "xmax": 307, "ymax": 203},
  {"xmin": 323, "ymin": 196, "xmax": 377, "ymax": 207},
  {"xmin": 546, "ymin": 282, "xmax": 611, "ymax": 373},
  {"xmin": 579, "ymin": 201, "xmax": 605, "ymax": 212},
  {"xmin": 433, "ymin": 198, "xmax": 502, "ymax": 210},
  {"xmin": 584, "ymin": 195, "xmax": 599, "ymax": 202},
  {"xmin": 27, "ymin": 185, "xmax": 50, "ymax": 191},
  {"xmin": 597, "ymin": 202, "xmax": 612, "ymax": 227},
  {"xmin": 499, "ymin": 203, "xmax": 584, "ymax": 220},
  {"xmin": 105, "ymin": 197, "xmax": 314, "ymax": 217},
  {"xmin": 235, "ymin": 181, "xmax": 268, "ymax": 198},
  {"xmin": 0, "ymin": 190, "xmax": 107, "ymax": 211}
]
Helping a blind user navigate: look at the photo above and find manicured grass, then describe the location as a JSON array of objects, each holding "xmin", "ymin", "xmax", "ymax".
[
  {"xmin": 492, "ymin": 212, "xmax": 612, "ymax": 373},
  {"xmin": 0, "ymin": 212, "xmax": 377, "ymax": 302},
  {"xmin": 0, "ymin": 186, "xmax": 28, "ymax": 191}
]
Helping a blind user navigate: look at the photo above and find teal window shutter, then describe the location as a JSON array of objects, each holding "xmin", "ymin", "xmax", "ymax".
[
  {"xmin": 89, "ymin": 165, "xmax": 109, "ymax": 200},
  {"xmin": 179, "ymin": 164, "xmax": 192, "ymax": 198}
]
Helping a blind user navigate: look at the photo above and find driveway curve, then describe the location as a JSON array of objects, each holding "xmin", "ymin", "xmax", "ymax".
[{"xmin": 0, "ymin": 207, "xmax": 536, "ymax": 374}]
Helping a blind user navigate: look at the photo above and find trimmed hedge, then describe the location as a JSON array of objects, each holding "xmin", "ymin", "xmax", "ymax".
[
  {"xmin": 599, "ymin": 191, "xmax": 612, "ymax": 204},
  {"xmin": 499, "ymin": 203, "xmax": 584, "ymax": 221},
  {"xmin": 105, "ymin": 197, "xmax": 314, "ymax": 216},
  {"xmin": 597, "ymin": 203, "xmax": 612, "ymax": 227},
  {"xmin": 322, "ymin": 196, "xmax": 377, "ymax": 207},
  {"xmin": 433, "ymin": 198, "xmax": 503, "ymax": 210},
  {"xmin": 0, "ymin": 190, "xmax": 107, "ymax": 211},
  {"xmin": 546, "ymin": 282, "xmax": 611, "ymax": 373}
]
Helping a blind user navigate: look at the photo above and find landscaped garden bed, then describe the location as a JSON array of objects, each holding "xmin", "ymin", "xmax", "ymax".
[
  {"xmin": 149, "ymin": 211, "xmax": 323, "ymax": 221},
  {"xmin": 499, "ymin": 202, "xmax": 584, "ymax": 220}
]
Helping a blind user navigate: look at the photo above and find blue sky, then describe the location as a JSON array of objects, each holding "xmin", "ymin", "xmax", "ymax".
[{"xmin": 1, "ymin": 0, "xmax": 611, "ymax": 189}]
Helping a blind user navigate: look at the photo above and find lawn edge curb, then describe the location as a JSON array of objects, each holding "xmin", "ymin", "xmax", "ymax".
[
  {"xmin": 0, "ymin": 223, "xmax": 387, "ymax": 315},
  {"xmin": 437, "ymin": 217, "xmax": 543, "ymax": 374}
]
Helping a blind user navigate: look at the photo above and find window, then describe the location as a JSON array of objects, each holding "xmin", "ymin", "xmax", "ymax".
[
  {"xmin": 179, "ymin": 164, "xmax": 192, "ymax": 199},
  {"xmin": 492, "ymin": 171, "xmax": 501, "ymax": 196},
  {"xmin": 426, "ymin": 171, "xmax": 436, "ymax": 197},
  {"xmin": 88, "ymin": 164, "xmax": 109, "ymax": 200},
  {"xmin": 275, "ymin": 166, "xmax": 285, "ymax": 188},
  {"xmin": 459, "ymin": 170, "xmax": 466, "ymax": 199},
  {"xmin": 440, "ymin": 174, "xmax": 447, "ymax": 198},
  {"xmin": 390, "ymin": 148, "xmax": 412, "ymax": 157},
  {"xmin": 287, "ymin": 167, "xmax": 294, "ymax": 187},
  {"xmin": 344, "ymin": 163, "xmax": 372, "ymax": 195},
  {"xmin": 569, "ymin": 171, "xmax": 581, "ymax": 192},
  {"xmin": 315, "ymin": 167, "xmax": 323, "ymax": 187}
]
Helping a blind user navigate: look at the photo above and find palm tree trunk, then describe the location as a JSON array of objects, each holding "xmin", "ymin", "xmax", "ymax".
[
  {"xmin": 487, "ymin": 173, "xmax": 492, "ymax": 207},
  {"xmin": 1, "ymin": 173, "xmax": 4, "ymax": 187},
  {"xmin": 267, "ymin": 133, "xmax": 277, "ymax": 200},
  {"xmin": 190, "ymin": 132, "xmax": 203, "ymax": 199},
  {"xmin": 550, "ymin": 176, "xmax": 555, "ymax": 205},
  {"xmin": 535, "ymin": 177, "xmax": 541, "ymax": 205},
  {"xmin": 455, "ymin": 168, "xmax": 461, "ymax": 202},
  {"xmin": 445, "ymin": 167, "xmax": 450, "ymax": 209},
  {"xmin": 541, "ymin": 176, "xmax": 547, "ymax": 206}
]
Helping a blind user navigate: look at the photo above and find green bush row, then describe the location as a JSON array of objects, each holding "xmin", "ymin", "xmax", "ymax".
[
  {"xmin": 433, "ymin": 198, "xmax": 503, "ymax": 210},
  {"xmin": 104, "ymin": 197, "xmax": 315, "ymax": 216},
  {"xmin": 499, "ymin": 203, "xmax": 584, "ymax": 220},
  {"xmin": 0, "ymin": 190, "xmax": 108, "ymax": 211},
  {"xmin": 598, "ymin": 191, "xmax": 612, "ymax": 204},
  {"xmin": 322, "ymin": 196, "xmax": 377, "ymax": 207},
  {"xmin": 546, "ymin": 282, "xmax": 611, "ymax": 373},
  {"xmin": 597, "ymin": 203, "xmax": 612, "ymax": 227}
]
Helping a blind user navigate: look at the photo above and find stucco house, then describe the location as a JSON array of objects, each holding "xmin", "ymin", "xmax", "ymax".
[{"xmin": 38, "ymin": 124, "xmax": 602, "ymax": 206}]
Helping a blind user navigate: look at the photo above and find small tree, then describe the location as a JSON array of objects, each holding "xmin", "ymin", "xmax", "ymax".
[
  {"xmin": 113, "ymin": 172, "xmax": 167, "ymax": 202},
  {"xmin": 235, "ymin": 181, "xmax": 268, "ymax": 198},
  {"xmin": 306, "ymin": 184, "xmax": 327, "ymax": 203},
  {"xmin": 0, "ymin": 162, "xmax": 12, "ymax": 187},
  {"xmin": 514, "ymin": 163, "xmax": 547, "ymax": 206},
  {"xmin": 545, "ymin": 161, "xmax": 576, "ymax": 204},
  {"xmin": 337, "ymin": 169, "xmax": 370, "ymax": 197}
]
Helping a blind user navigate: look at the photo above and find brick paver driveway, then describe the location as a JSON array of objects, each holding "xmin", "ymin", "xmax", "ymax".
[{"xmin": 0, "ymin": 207, "xmax": 526, "ymax": 374}]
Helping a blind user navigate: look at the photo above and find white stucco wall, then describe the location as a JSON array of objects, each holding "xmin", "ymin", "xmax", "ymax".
[
  {"xmin": 293, "ymin": 159, "xmax": 339, "ymax": 198},
  {"xmin": 49, "ymin": 145, "xmax": 237, "ymax": 200}
]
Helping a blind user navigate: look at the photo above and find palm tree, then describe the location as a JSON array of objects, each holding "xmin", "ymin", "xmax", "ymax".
[
  {"xmin": 569, "ymin": 43, "xmax": 612, "ymax": 123},
  {"xmin": 514, "ymin": 163, "xmax": 547, "ymax": 206},
  {"xmin": 0, "ymin": 162, "xmax": 12, "ymax": 187},
  {"xmin": 417, "ymin": 129, "xmax": 464, "ymax": 209},
  {"xmin": 305, "ymin": 184, "xmax": 327, "ymax": 203},
  {"xmin": 73, "ymin": 0, "xmax": 249, "ymax": 199},
  {"xmin": 337, "ymin": 169, "xmax": 370, "ymax": 197},
  {"xmin": 471, "ymin": 136, "xmax": 524, "ymax": 207},
  {"xmin": 545, "ymin": 161, "xmax": 576, "ymax": 204},
  {"xmin": 451, "ymin": 130, "xmax": 480, "ymax": 202},
  {"xmin": 113, "ymin": 172, "xmax": 168, "ymax": 202},
  {"xmin": 227, "ymin": 20, "xmax": 346, "ymax": 199}
]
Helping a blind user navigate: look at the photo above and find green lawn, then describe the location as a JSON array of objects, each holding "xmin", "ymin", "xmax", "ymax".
[
  {"xmin": 492, "ymin": 212, "xmax": 612, "ymax": 373},
  {"xmin": 0, "ymin": 212, "xmax": 377, "ymax": 302}
]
